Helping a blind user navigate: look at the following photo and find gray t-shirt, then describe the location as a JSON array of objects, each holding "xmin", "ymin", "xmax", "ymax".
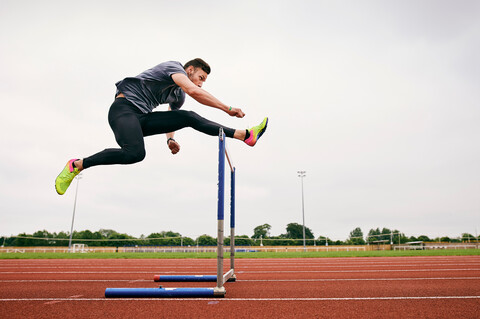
[{"xmin": 115, "ymin": 61, "xmax": 187, "ymax": 113}]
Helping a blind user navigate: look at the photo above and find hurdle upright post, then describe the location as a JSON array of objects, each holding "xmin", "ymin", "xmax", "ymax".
[
  {"xmin": 223, "ymin": 128, "xmax": 236, "ymax": 282},
  {"xmin": 230, "ymin": 167, "xmax": 235, "ymax": 272},
  {"xmin": 216, "ymin": 128, "xmax": 226, "ymax": 294}
]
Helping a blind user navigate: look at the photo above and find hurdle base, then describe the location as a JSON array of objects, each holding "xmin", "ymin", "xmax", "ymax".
[
  {"xmin": 227, "ymin": 274, "xmax": 237, "ymax": 282},
  {"xmin": 213, "ymin": 286, "xmax": 226, "ymax": 297}
]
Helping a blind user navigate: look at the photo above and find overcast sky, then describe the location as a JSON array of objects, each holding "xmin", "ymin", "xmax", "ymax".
[{"xmin": 1, "ymin": 0, "xmax": 479, "ymax": 242}]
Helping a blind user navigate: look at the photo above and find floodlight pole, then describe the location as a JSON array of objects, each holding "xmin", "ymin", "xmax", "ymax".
[
  {"xmin": 68, "ymin": 173, "xmax": 82, "ymax": 252},
  {"xmin": 297, "ymin": 171, "xmax": 306, "ymax": 252}
]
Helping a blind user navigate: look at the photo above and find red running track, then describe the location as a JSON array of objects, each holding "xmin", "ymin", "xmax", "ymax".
[{"xmin": 0, "ymin": 256, "xmax": 479, "ymax": 318}]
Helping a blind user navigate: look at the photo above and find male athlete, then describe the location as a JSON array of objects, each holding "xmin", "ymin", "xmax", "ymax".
[{"xmin": 55, "ymin": 58, "xmax": 268, "ymax": 195}]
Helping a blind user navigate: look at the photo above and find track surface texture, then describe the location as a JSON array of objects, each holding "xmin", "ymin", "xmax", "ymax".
[{"xmin": 0, "ymin": 256, "xmax": 479, "ymax": 318}]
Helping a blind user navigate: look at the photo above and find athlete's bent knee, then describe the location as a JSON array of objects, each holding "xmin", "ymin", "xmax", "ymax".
[{"xmin": 123, "ymin": 148, "xmax": 146, "ymax": 164}]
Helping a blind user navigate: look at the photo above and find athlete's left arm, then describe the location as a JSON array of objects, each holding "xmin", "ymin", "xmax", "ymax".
[
  {"xmin": 171, "ymin": 73, "xmax": 245, "ymax": 118},
  {"xmin": 166, "ymin": 106, "xmax": 180, "ymax": 155}
]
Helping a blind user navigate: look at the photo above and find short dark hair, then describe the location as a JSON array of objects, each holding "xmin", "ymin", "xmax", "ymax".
[{"xmin": 184, "ymin": 58, "xmax": 211, "ymax": 74}]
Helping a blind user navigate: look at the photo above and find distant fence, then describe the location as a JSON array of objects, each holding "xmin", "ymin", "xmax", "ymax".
[
  {"xmin": 124, "ymin": 246, "xmax": 218, "ymax": 253},
  {"xmin": 124, "ymin": 246, "xmax": 368, "ymax": 253},
  {"xmin": 394, "ymin": 243, "xmax": 479, "ymax": 250},
  {"xmin": 0, "ymin": 247, "xmax": 117, "ymax": 253},
  {"xmin": 0, "ymin": 245, "xmax": 369, "ymax": 254},
  {"xmin": 246, "ymin": 246, "xmax": 368, "ymax": 252},
  {"xmin": 2, "ymin": 243, "xmax": 477, "ymax": 254}
]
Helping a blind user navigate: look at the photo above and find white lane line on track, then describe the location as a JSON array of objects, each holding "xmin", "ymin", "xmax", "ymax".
[
  {"xmin": 0, "ymin": 269, "xmax": 172, "ymax": 275},
  {"xmin": 1, "ymin": 263, "xmax": 479, "ymax": 269},
  {"xmin": 239, "ymin": 277, "xmax": 480, "ymax": 282},
  {"xmin": 2, "ymin": 262, "xmax": 479, "ymax": 269},
  {"xmin": 1, "ymin": 258, "xmax": 478, "ymax": 266},
  {"xmin": 1, "ymin": 258, "xmax": 478, "ymax": 263},
  {"xmin": 242, "ymin": 268, "xmax": 480, "ymax": 273},
  {"xmin": 2, "ymin": 268, "xmax": 479, "ymax": 274},
  {"xmin": 0, "ymin": 296, "xmax": 479, "ymax": 302},
  {"xmin": 0, "ymin": 280, "xmax": 150, "ymax": 282},
  {"xmin": 1, "ymin": 261, "xmax": 478, "ymax": 267},
  {"xmin": 1, "ymin": 277, "xmax": 480, "ymax": 283}
]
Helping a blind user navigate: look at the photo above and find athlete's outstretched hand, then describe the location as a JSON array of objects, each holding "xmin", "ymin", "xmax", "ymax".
[
  {"xmin": 228, "ymin": 107, "xmax": 245, "ymax": 118},
  {"xmin": 168, "ymin": 139, "xmax": 180, "ymax": 155}
]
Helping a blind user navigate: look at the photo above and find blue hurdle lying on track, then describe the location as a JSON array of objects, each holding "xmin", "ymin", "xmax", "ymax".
[{"xmin": 105, "ymin": 287, "xmax": 224, "ymax": 298}]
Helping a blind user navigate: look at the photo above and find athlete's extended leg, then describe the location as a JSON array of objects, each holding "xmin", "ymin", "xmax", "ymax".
[
  {"xmin": 140, "ymin": 110, "xmax": 268, "ymax": 146},
  {"xmin": 140, "ymin": 110, "xmax": 238, "ymax": 138},
  {"xmin": 143, "ymin": 110, "xmax": 268, "ymax": 146}
]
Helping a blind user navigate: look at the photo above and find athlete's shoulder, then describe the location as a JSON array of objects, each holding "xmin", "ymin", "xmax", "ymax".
[
  {"xmin": 155, "ymin": 61, "xmax": 184, "ymax": 70},
  {"xmin": 149, "ymin": 61, "xmax": 186, "ymax": 77},
  {"xmin": 164, "ymin": 60, "xmax": 183, "ymax": 67}
]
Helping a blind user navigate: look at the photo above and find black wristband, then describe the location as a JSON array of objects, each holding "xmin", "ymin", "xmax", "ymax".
[{"xmin": 167, "ymin": 138, "xmax": 175, "ymax": 145}]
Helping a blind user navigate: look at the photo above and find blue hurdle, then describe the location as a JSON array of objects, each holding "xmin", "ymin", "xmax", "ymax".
[
  {"xmin": 105, "ymin": 128, "xmax": 236, "ymax": 298},
  {"xmin": 104, "ymin": 287, "xmax": 223, "ymax": 298},
  {"xmin": 153, "ymin": 275, "xmax": 236, "ymax": 282}
]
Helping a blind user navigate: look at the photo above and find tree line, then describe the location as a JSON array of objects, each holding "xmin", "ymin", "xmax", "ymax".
[{"xmin": 1, "ymin": 224, "xmax": 478, "ymax": 247}]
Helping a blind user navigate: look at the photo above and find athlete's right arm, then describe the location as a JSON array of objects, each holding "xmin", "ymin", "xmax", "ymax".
[{"xmin": 171, "ymin": 73, "xmax": 245, "ymax": 118}]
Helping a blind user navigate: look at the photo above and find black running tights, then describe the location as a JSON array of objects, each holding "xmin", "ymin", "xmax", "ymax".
[{"xmin": 82, "ymin": 98, "xmax": 236, "ymax": 169}]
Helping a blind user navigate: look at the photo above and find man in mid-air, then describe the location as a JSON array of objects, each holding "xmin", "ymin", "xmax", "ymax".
[{"xmin": 55, "ymin": 58, "xmax": 268, "ymax": 195}]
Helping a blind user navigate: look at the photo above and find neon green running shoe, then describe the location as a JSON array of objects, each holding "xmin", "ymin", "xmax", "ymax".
[
  {"xmin": 244, "ymin": 117, "xmax": 268, "ymax": 147},
  {"xmin": 55, "ymin": 159, "xmax": 80, "ymax": 195}
]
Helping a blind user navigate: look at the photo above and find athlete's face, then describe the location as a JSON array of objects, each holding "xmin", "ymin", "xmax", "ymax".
[{"xmin": 187, "ymin": 66, "xmax": 208, "ymax": 88}]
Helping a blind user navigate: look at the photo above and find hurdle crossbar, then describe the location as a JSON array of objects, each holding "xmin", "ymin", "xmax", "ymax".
[{"xmin": 105, "ymin": 128, "xmax": 236, "ymax": 298}]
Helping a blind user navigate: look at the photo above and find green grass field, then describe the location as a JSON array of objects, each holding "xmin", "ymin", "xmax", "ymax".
[{"xmin": 1, "ymin": 249, "xmax": 479, "ymax": 259}]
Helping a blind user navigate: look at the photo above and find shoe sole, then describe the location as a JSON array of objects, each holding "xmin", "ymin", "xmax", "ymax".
[
  {"xmin": 55, "ymin": 172, "xmax": 66, "ymax": 195},
  {"xmin": 257, "ymin": 118, "xmax": 268, "ymax": 139}
]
